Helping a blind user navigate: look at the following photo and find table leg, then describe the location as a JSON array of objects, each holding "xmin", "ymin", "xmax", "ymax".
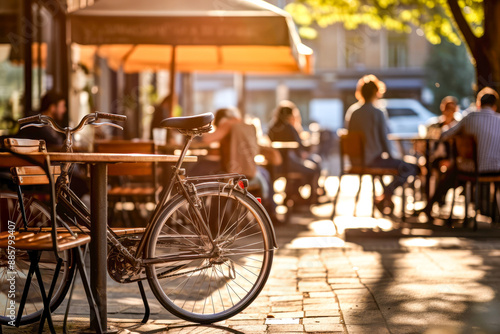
[
  {"xmin": 425, "ymin": 141, "xmax": 431, "ymax": 201},
  {"xmin": 90, "ymin": 163, "xmax": 108, "ymax": 331}
]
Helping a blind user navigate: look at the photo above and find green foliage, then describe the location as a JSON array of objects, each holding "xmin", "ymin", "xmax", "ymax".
[
  {"xmin": 425, "ymin": 40, "xmax": 475, "ymax": 112},
  {"xmin": 286, "ymin": 0, "xmax": 484, "ymax": 46}
]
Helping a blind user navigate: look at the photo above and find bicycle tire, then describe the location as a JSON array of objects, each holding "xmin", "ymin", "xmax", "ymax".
[
  {"xmin": 145, "ymin": 182, "xmax": 274, "ymax": 324},
  {"xmin": 0, "ymin": 192, "xmax": 75, "ymax": 325}
]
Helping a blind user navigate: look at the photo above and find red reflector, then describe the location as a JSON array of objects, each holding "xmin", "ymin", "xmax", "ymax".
[
  {"xmin": 238, "ymin": 181, "xmax": 245, "ymax": 188},
  {"xmin": 256, "ymin": 198, "xmax": 262, "ymax": 203}
]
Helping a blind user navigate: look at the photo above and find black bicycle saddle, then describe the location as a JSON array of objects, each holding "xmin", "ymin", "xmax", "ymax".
[{"xmin": 160, "ymin": 113, "xmax": 214, "ymax": 130}]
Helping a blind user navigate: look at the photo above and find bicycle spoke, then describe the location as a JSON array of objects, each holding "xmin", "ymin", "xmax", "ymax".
[
  {"xmin": 217, "ymin": 207, "xmax": 247, "ymax": 241},
  {"xmin": 147, "ymin": 186, "xmax": 272, "ymax": 323},
  {"xmin": 230, "ymin": 260, "xmax": 259, "ymax": 278}
]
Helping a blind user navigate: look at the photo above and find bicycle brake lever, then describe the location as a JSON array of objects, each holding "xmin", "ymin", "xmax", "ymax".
[
  {"xmin": 19, "ymin": 123, "xmax": 48, "ymax": 131},
  {"xmin": 88, "ymin": 122, "xmax": 124, "ymax": 131}
]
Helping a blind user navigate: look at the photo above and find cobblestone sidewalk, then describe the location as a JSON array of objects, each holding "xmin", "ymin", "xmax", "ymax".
[{"xmin": 5, "ymin": 174, "xmax": 500, "ymax": 333}]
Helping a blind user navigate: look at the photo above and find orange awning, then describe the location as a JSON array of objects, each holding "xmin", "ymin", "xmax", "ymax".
[{"xmin": 68, "ymin": 0, "xmax": 313, "ymax": 74}]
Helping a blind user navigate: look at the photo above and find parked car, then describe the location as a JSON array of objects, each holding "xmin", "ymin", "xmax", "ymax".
[
  {"xmin": 308, "ymin": 98, "xmax": 344, "ymax": 131},
  {"xmin": 378, "ymin": 99, "xmax": 435, "ymax": 134}
]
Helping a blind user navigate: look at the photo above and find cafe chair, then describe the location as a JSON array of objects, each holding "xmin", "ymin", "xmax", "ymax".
[
  {"xmin": 449, "ymin": 135, "xmax": 500, "ymax": 230},
  {"xmin": 94, "ymin": 140, "xmax": 159, "ymax": 227},
  {"xmin": 332, "ymin": 130, "xmax": 408, "ymax": 221},
  {"xmin": 270, "ymin": 141, "xmax": 314, "ymax": 221},
  {"xmin": 0, "ymin": 147, "xmax": 103, "ymax": 334}
]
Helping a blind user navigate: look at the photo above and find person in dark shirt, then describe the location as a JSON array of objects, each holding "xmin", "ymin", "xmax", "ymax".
[
  {"xmin": 421, "ymin": 87, "xmax": 500, "ymax": 220},
  {"xmin": 17, "ymin": 91, "xmax": 66, "ymax": 151},
  {"xmin": 269, "ymin": 101, "xmax": 322, "ymax": 206},
  {"xmin": 347, "ymin": 75, "xmax": 418, "ymax": 215},
  {"xmin": 16, "ymin": 91, "xmax": 89, "ymax": 197}
]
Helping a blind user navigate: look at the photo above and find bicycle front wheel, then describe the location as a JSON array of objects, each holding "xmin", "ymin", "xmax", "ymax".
[
  {"xmin": 0, "ymin": 192, "xmax": 75, "ymax": 325},
  {"xmin": 146, "ymin": 183, "xmax": 274, "ymax": 323}
]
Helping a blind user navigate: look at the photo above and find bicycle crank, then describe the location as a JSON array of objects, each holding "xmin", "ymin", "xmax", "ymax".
[{"xmin": 108, "ymin": 237, "xmax": 146, "ymax": 283}]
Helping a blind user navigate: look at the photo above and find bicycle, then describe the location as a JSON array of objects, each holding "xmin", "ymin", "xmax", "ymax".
[{"xmin": 0, "ymin": 112, "xmax": 277, "ymax": 325}]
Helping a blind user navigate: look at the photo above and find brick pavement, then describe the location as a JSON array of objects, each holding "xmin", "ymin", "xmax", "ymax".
[{"xmin": 5, "ymin": 175, "xmax": 500, "ymax": 333}]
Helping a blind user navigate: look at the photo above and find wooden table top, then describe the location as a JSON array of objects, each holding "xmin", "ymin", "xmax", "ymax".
[
  {"xmin": 387, "ymin": 134, "xmax": 439, "ymax": 141},
  {"xmin": 0, "ymin": 152, "xmax": 197, "ymax": 168},
  {"xmin": 270, "ymin": 141, "xmax": 300, "ymax": 149}
]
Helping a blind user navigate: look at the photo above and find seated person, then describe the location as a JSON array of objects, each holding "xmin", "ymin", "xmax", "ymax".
[
  {"xmin": 187, "ymin": 110, "xmax": 228, "ymax": 177},
  {"xmin": 426, "ymin": 96, "xmax": 462, "ymax": 139},
  {"xmin": 14, "ymin": 91, "xmax": 88, "ymax": 197},
  {"xmin": 423, "ymin": 96, "xmax": 462, "ymax": 205},
  {"xmin": 346, "ymin": 75, "xmax": 419, "ymax": 215},
  {"xmin": 268, "ymin": 101, "xmax": 322, "ymax": 206},
  {"xmin": 198, "ymin": 108, "xmax": 280, "ymax": 223},
  {"xmin": 422, "ymin": 87, "xmax": 500, "ymax": 219},
  {"xmin": 17, "ymin": 91, "xmax": 66, "ymax": 150}
]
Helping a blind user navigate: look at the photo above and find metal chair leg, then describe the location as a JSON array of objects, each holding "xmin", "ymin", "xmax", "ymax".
[
  {"xmin": 495, "ymin": 183, "xmax": 500, "ymax": 225},
  {"xmin": 488, "ymin": 183, "xmax": 495, "ymax": 219},
  {"xmin": 16, "ymin": 186, "xmax": 28, "ymax": 229},
  {"xmin": 63, "ymin": 273, "xmax": 76, "ymax": 334},
  {"xmin": 39, "ymin": 257, "xmax": 63, "ymax": 330},
  {"xmin": 401, "ymin": 185, "xmax": 406, "ymax": 223},
  {"xmin": 371, "ymin": 176, "xmax": 376, "ymax": 218},
  {"xmin": 33, "ymin": 255, "xmax": 56, "ymax": 334},
  {"xmin": 15, "ymin": 251, "xmax": 38, "ymax": 327},
  {"xmin": 473, "ymin": 180, "xmax": 479, "ymax": 231},
  {"xmin": 464, "ymin": 182, "xmax": 471, "ymax": 228},
  {"xmin": 75, "ymin": 247, "xmax": 103, "ymax": 334},
  {"xmin": 354, "ymin": 175, "xmax": 362, "ymax": 217},
  {"xmin": 137, "ymin": 281, "xmax": 150, "ymax": 323},
  {"xmin": 64, "ymin": 245, "xmax": 88, "ymax": 333},
  {"xmin": 331, "ymin": 175, "xmax": 343, "ymax": 220}
]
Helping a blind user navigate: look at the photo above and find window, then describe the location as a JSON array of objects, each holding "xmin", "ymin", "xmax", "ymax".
[
  {"xmin": 387, "ymin": 33, "xmax": 408, "ymax": 68},
  {"xmin": 386, "ymin": 108, "xmax": 417, "ymax": 117},
  {"xmin": 344, "ymin": 32, "xmax": 364, "ymax": 69}
]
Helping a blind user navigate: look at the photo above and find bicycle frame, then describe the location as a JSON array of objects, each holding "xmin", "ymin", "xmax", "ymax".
[{"xmin": 53, "ymin": 130, "xmax": 249, "ymax": 268}]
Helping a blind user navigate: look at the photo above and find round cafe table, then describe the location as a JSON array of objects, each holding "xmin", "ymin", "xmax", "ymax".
[{"xmin": 0, "ymin": 152, "xmax": 197, "ymax": 331}]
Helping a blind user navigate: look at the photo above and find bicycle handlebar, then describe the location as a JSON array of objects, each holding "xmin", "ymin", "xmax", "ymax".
[
  {"xmin": 18, "ymin": 112, "xmax": 127, "ymax": 134},
  {"xmin": 18, "ymin": 112, "xmax": 128, "ymax": 153},
  {"xmin": 18, "ymin": 114, "xmax": 43, "ymax": 125},
  {"xmin": 95, "ymin": 112, "xmax": 127, "ymax": 122}
]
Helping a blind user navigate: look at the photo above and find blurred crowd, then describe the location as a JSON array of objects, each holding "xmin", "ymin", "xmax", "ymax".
[
  {"xmin": 4, "ymin": 74, "xmax": 500, "ymax": 226},
  {"xmin": 344, "ymin": 74, "xmax": 500, "ymax": 221}
]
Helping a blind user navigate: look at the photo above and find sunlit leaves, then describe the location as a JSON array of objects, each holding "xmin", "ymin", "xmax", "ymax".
[
  {"xmin": 299, "ymin": 26, "xmax": 319, "ymax": 39},
  {"xmin": 286, "ymin": 3, "xmax": 313, "ymax": 26},
  {"xmin": 285, "ymin": 0, "xmax": 485, "ymax": 45}
]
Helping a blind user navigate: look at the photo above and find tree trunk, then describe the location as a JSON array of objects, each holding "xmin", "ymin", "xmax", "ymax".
[
  {"xmin": 448, "ymin": 0, "xmax": 500, "ymax": 91},
  {"xmin": 473, "ymin": 42, "xmax": 497, "ymax": 91},
  {"xmin": 471, "ymin": 0, "xmax": 500, "ymax": 91}
]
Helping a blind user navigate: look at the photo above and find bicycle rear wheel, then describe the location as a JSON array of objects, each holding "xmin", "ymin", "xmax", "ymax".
[
  {"xmin": 146, "ymin": 183, "xmax": 274, "ymax": 324},
  {"xmin": 0, "ymin": 192, "xmax": 75, "ymax": 325}
]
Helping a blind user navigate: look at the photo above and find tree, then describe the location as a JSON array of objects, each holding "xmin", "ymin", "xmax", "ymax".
[
  {"xmin": 286, "ymin": 0, "xmax": 498, "ymax": 91},
  {"xmin": 425, "ymin": 40, "xmax": 475, "ymax": 113}
]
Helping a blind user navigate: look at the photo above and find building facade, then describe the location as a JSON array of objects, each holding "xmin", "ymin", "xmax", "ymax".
[{"xmin": 193, "ymin": 3, "xmax": 432, "ymax": 129}]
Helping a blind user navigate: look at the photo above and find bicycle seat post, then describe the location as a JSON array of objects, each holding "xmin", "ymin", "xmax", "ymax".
[
  {"xmin": 161, "ymin": 133, "xmax": 195, "ymax": 203},
  {"xmin": 173, "ymin": 134, "xmax": 194, "ymax": 172}
]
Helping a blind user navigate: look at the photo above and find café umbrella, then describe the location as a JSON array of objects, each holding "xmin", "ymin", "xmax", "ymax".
[{"xmin": 68, "ymin": 0, "xmax": 313, "ymax": 75}]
